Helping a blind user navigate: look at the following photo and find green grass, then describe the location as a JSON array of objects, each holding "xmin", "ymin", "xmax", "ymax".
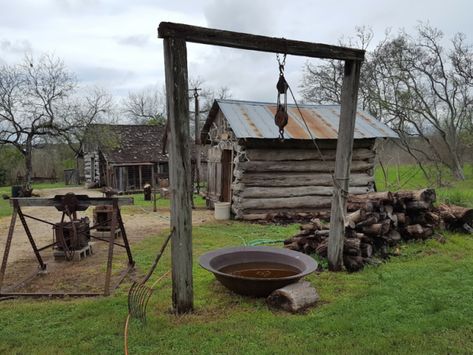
[
  {"xmin": 1, "ymin": 221, "xmax": 473, "ymax": 354},
  {"xmin": 375, "ymin": 164, "xmax": 473, "ymax": 207},
  {"xmin": 0, "ymin": 182, "xmax": 72, "ymax": 218}
]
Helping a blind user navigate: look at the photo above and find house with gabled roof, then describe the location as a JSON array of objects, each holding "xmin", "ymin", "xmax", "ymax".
[
  {"xmin": 200, "ymin": 99, "xmax": 398, "ymax": 220},
  {"xmin": 83, "ymin": 124, "xmax": 168, "ymax": 192}
]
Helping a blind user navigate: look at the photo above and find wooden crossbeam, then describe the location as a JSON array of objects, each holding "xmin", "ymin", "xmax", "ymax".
[
  {"xmin": 158, "ymin": 22, "xmax": 365, "ymax": 61},
  {"xmin": 9, "ymin": 197, "xmax": 133, "ymax": 207}
]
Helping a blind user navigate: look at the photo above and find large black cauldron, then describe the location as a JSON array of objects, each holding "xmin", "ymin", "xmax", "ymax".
[{"xmin": 199, "ymin": 246, "xmax": 317, "ymax": 297}]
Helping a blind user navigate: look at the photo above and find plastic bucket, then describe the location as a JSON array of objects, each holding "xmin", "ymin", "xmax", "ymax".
[{"xmin": 214, "ymin": 202, "xmax": 231, "ymax": 220}]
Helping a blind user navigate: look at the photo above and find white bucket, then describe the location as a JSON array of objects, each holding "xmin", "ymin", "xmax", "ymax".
[{"xmin": 214, "ymin": 202, "xmax": 231, "ymax": 220}]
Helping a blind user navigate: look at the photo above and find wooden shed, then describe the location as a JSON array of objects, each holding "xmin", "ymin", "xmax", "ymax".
[
  {"xmin": 83, "ymin": 124, "xmax": 168, "ymax": 193},
  {"xmin": 200, "ymin": 99, "xmax": 398, "ymax": 220}
]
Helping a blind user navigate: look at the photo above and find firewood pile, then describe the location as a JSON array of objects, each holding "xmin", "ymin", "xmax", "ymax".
[{"xmin": 284, "ymin": 189, "xmax": 473, "ymax": 272}]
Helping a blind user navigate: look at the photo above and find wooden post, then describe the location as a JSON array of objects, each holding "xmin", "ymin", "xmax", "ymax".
[
  {"xmin": 163, "ymin": 36, "xmax": 193, "ymax": 313},
  {"xmin": 0, "ymin": 206, "xmax": 18, "ymax": 291},
  {"xmin": 328, "ymin": 60, "xmax": 362, "ymax": 271},
  {"xmin": 194, "ymin": 89, "xmax": 201, "ymax": 195},
  {"xmin": 139, "ymin": 165, "xmax": 143, "ymax": 190}
]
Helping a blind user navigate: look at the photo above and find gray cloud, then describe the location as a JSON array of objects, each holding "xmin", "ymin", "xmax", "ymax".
[
  {"xmin": 1, "ymin": 0, "xmax": 472, "ymax": 104},
  {"xmin": 0, "ymin": 39, "xmax": 32, "ymax": 54},
  {"xmin": 204, "ymin": 0, "xmax": 277, "ymax": 35},
  {"xmin": 117, "ymin": 35, "xmax": 150, "ymax": 47},
  {"xmin": 74, "ymin": 64, "xmax": 135, "ymax": 85}
]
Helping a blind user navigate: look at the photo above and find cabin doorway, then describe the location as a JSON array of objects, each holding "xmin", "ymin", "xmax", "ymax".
[{"xmin": 221, "ymin": 150, "xmax": 232, "ymax": 202}]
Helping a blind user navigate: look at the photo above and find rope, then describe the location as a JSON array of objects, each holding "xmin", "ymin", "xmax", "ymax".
[{"xmin": 280, "ymin": 57, "xmax": 348, "ymax": 228}]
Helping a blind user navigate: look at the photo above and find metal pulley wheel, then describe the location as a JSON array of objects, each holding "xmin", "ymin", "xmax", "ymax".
[
  {"xmin": 275, "ymin": 105, "xmax": 289, "ymax": 137},
  {"xmin": 275, "ymin": 53, "xmax": 289, "ymax": 139}
]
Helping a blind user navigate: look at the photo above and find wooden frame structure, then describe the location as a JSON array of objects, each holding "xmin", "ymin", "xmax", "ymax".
[{"xmin": 158, "ymin": 22, "xmax": 365, "ymax": 313}]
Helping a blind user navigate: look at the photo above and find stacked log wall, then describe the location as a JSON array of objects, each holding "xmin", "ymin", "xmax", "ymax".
[{"xmin": 232, "ymin": 140, "xmax": 377, "ymax": 219}]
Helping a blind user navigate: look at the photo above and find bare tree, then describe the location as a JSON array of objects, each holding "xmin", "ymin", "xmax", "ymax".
[
  {"xmin": 57, "ymin": 87, "xmax": 113, "ymax": 174},
  {"xmin": 300, "ymin": 24, "xmax": 473, "ymax": 181},
  {"xmin": 122, "ymin": 85, "xmax": 166, "ymax": 125},
  {"xmin": 366, "ymin": 25, "xmax": 473, "ymax": 180},
  {"xmin": 0, "ymin": 54, "xmax": 76, "ymax": 188}
]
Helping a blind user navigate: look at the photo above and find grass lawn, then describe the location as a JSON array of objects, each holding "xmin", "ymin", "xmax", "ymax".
[
  {"xmin": 1, "ymin": 167, "xmax": 473, "ymax": 354},
  {"xmin": 1, "ymin": 222, "xmax": 473, "ymax": 354}
]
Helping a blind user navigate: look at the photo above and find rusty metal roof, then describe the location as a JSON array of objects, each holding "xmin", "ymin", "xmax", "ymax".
[{"xmin": 204, "ymin": 99, "xmax": 398, "ymax": 141}]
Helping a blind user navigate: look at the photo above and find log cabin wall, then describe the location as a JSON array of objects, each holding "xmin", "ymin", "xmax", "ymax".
[
  {"xmin": 201, "ymin": 99, "xmax": 398, "ymax": 218},
  {"xmin": 84, "ymin": 151, "xmax": 101, "ymax": 186},
  {"xmin": 231, "ymin": 139, "xmax": 377, "ymax": 220},
  {"xmin": 205, "ymin": 110, "xmax": 239, "ymax": 207}
]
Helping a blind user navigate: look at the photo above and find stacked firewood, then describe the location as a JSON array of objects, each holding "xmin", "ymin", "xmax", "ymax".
[{"xmin": 284, "ymin": 189, "xmax": 473, "ymax": 272}]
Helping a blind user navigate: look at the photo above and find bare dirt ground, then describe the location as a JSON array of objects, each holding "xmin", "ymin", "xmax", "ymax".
[{"xmin": 0, "ymin": 186, "xmax": 213, "ymax": 293}]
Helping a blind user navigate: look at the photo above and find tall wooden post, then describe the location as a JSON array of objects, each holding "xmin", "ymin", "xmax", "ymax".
[
  {"xmin": 194, "ymin": 89, "xmax": 201, "ymax": 194},
  {"xmin": 163, "ymin": 37, "xmax": 194, "ymax": 313},
  {"xmin": 328, "ymin": 60, "xmax": 362, "ymax": 271}
]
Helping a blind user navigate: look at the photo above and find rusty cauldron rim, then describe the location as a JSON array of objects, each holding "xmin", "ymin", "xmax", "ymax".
[{"xmin": 199, "ymin": 246, "xmax": 317, "ymax": 282}]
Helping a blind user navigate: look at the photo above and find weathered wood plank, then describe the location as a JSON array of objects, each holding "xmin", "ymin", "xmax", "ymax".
[
  {"xmin": 237, "ymin": 185, "xmax": 370, "ymax": 199},
  {"xmin": 9, "ymin": 197, "xmax": 133, "ymax": 207},
  {"xmin": 245, "ymin": 148, "xmax": 375, "ymax": 161},
  {"xmin": 234, "ymin": 172, "xmax": 374, "ymax": 187},
  {"xmin": 164, "ymin": 37, "xmax": 193, "ymax": 313},
  {"xmin": 237, "ymin": 160, "xmax": 373, "ymax": 173},
  {"xmin": 158, "ymin": 22, "xmax": 365, "ymax": 61},
  {"xmin": 328, "ymin": 60, "xmax": 362, "ymax": 271}
]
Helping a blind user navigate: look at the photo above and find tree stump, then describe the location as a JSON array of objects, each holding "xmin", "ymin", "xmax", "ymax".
[{"xmin": 266, "ymin": 281, "xmax": 319, "ymax": 313}]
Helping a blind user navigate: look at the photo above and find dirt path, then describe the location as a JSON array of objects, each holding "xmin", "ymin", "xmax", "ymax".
[{"xmin": 0, "ymin": 186, "xmax": 213, "ymax": 293}]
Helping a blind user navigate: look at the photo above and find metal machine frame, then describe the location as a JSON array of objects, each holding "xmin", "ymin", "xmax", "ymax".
[{"xmin": 0, "ymin": 194, "xmax": 135, "ymax": 297}]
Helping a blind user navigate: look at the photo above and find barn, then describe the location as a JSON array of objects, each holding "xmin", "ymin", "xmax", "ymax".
[
  {"xmin": 200, "ymin": 99, "xmax": 398, "ymax": 220},
  {"xmin": 83, "ymin": 124, "xmax": 168, "ymax": 192}
]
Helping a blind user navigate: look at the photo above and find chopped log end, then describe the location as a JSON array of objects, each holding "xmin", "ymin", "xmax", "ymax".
[{"xmin": 266, "ymin": 281, "xmax": 319, "ymax": 313}]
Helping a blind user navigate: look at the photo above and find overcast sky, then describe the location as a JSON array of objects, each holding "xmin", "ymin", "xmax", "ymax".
[{"xmin": 1, "ymin": 0, "xmax": 472, "ymax": 103}]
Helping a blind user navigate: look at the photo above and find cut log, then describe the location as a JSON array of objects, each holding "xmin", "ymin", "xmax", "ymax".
[
  {"xmin": 385, "ymin": 230, "xmax": 401, "ymax": 245},
  {"xmin": 343, "ymin": 255, "xmax": 365, "ymax": 272},
  {"xmin": 344, "ymin": 238, "xmax": 361, "ymax": 256},
  {"xmin": 405, "ymin": 200, "xmax": 432, "ymax": 211},
  {"xmin": 403, "ymin": 224, "xmax": 432, "ymax": 239},
  {"xmin": 315, "ymin": 240, "xmax": 328, "ymax": 257},
  {"xmin": 355, "ymin": 215, "xmax": 379, "ymax": 228},
  {"xmin": 348, "ymin": 191, "xmax": 394, "ymax": 203},
  {"xmin": 395, "ymin": 212, "xmax": 407, "ymax": 225},
  {"xmin": 395, "ymin": 189, "xmax": 436, "ymax": 203},
  {"xmin": 266, "ymin": 281, "xmax": 319, "ymax": 313},
  {"xmin": 360, "ymin": 243, "xmax": 373, "ymax": 258},
  {"xmin": 346, "ymin": 209, "xmax": 367, "ymax": 227},
  {"xmin": 361, "ymin": 220, "xmax": 390, "ymax": 236},
  {"xmin": 437, "ymin": 204, "xmax": 473, "ymax": 224},
  {"xmin": 310, "ymin": 218, "xmax": 324, "ymax": 230}
]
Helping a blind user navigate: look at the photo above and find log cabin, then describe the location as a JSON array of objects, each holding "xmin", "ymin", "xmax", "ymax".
[
  {"xmin": 83, "ymin": 124, "xmax": 168, "ymax": 193},
  {"xmin": 200, "ymin": 99, "xmax": 398, "ymax": 220}
]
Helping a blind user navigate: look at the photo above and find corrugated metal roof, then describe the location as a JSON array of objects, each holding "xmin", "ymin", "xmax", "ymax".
[{"xmin": 212, "ymin": 99, "xmax": 398, "ymax": 140}]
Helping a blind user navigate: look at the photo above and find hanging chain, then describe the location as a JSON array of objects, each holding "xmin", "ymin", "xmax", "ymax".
[{"xmin": 275, "ymin": 53, "xmax": 288, "ymax": 140}]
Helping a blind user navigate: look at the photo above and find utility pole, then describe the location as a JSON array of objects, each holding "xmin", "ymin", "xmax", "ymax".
[{"xmin": 190, "ymin": 88, "xmax": 202, "ymax": 195}]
